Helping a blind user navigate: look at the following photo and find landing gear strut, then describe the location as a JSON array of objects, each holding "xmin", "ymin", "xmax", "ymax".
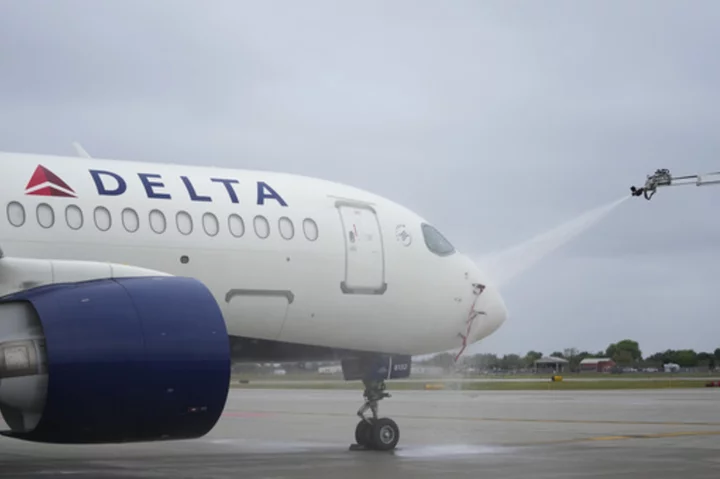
[
  {"xmin": 341, "ymin": 354, "xmax": 409, "ymax": 451},
  {"xmin": 352, "ymin": 378, "xmax": 399, "ymax": 451}
]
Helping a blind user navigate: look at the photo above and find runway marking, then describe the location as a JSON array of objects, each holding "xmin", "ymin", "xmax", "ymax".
[
  {"xmin": 588, "ymin": 430, "xmax": 720, "ymax": 441},
  {"xmin": 512, "ymin": 429, "xmax": 720, "ymax": 447},
  {"xmin": 443, "ymin": 416, "xmax": 720, "ymax": 427},
  {"xmin": 222, "ymin": 411, "xmax": 274, "ymax": 418},
  {"xmin": 221, "ymin": 410, "xmax": 720, "ymax": 427}
]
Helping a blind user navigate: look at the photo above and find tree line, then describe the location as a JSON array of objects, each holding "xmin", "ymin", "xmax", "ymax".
[{"xmin": 419, "ymin": 340, "xmax": 720, "ymax": 371}]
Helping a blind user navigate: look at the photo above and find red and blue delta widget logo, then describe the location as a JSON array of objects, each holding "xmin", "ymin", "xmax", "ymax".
[{"xmin": 23, "ymin": 165, "xmax": 288, "ymax": 206}]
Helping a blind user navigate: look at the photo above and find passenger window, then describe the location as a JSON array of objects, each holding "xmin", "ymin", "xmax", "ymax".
[
  {"xmin": 254, "ymin": 215, "xmax": 270, "ymax": 239},
  {"xmin": 228, "ymin": 214, "xmax": 245, "ymax": 237},
  {"xmin": 36, "ymin": 203, "xmax": 55, "ymax": 229},
  {"xmin": 122, "ymin": 208, "xmax": 139, "ymax": 232},
  {"xmin": 203, "ymin": 212, "xmax": 219, "ymax": 237},
  {"xmin": 303, "ymin": 218, "xmax": 318, "ymax": 241},
  {"xmin": 421, "ymin": 223, "xmax": 456, "ymax": 256},
  {"xmin": 278, "ymin": 216, "xmax": 294, "ymax": 240},
  {"xmin": 149, "ymin": 209, "xmax": 166, "ymax": 234},
  {"xmin": 7, "ymin": 202, "xmax": 25, "ymax": 227},
  {"xmin": 65, "ymin": 205, "xmax": 84, "ymax": 230},
  {"xmin": 176, "ymin": 211, "xmax": 193, "ymax": 235},
  {"xmin": 94, "ymin": 206, "xmax": 112, "ymax": 231}
]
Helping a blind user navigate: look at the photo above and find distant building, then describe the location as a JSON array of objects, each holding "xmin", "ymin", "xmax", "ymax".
[
  {"xmin": 318, "ymin": 365, "xmax": 343, "ymax": 374},
  {"xmin": 534, "ymin": 356, "xmax": 569, "ymax": 373},
  {"xmin": 663, "ymin": 363, "xmax": 680, "ymax": 372},
  {"xmin": 579, "ymin": 358, "xmax": 615, "ymax": 372}
]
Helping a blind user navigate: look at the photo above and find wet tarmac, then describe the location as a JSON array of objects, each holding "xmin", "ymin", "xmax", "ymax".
[{"xmin": 1, "ymin": 388, "xmax": 719, "ymax": 478}]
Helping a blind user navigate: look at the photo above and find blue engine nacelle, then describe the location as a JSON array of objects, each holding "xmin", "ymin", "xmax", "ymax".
[{"xmin": 0, "ymin": 276, "xmax": 230, "ymax": 444}]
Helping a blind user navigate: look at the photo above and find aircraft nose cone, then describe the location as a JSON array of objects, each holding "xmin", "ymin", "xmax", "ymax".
[
  {"xmin": 469, "ymin": 283, "xmax": 508, "ymax": 343},
  {"xmin": 483, "ymin": 284, "xmax": 508, "ymax": 336}
]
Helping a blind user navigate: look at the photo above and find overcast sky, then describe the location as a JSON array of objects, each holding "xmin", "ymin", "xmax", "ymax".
[{"xmin": 1, "ymin": 0, "xmax": 719, "ymax": 357}]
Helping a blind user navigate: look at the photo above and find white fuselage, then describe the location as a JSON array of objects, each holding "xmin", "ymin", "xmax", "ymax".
[{"xmin": 0, "ymin": 152, "xmax": 507, "ymax": 356}]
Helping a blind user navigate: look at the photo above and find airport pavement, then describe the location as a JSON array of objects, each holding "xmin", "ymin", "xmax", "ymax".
[
  {"xmin": 234, "ymin": 376, "xmax": 720, "ymax": 384},
  {"xmin": 1, "ymin": 388, "xmax": 719, "ymax": 478}
]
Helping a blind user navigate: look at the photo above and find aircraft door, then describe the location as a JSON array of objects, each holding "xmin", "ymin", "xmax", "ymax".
[{"xmin": 336, "ymin": 201, "xmax": 387, "ymax": 294}]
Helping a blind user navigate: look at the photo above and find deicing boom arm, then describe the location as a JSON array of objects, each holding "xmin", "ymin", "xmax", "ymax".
[{"xmin": 630, "ymin": 168, "xmax": 720, "ymax": 200}]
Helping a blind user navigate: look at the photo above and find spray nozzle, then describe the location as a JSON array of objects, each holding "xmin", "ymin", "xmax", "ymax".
[{"xmin": 631, "ymin": 168, "xmax": 672, "ymax": 200}]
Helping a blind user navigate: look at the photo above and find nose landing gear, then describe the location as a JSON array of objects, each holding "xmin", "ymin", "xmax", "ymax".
[
  {"xmin": 352, "ymin": 379, "xmax": 399, "ymax": 451},
  {"xmin": 342, "ymin": 355, "xmax": 410, "ymax": 452}
]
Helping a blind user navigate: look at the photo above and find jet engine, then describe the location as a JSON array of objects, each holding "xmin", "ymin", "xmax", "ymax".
[{"xmin": 0, "ymin": 276, "xmax": 230, "ymax": 443}]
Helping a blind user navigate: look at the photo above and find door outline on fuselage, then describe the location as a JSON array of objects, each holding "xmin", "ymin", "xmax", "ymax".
[
  {"xmin": 334, "ymin": 199, "xmax": 387, "ymax": 295},
  {"xmin": 224, "ymin": 289, "xmax": 294, "ymax": 341}
]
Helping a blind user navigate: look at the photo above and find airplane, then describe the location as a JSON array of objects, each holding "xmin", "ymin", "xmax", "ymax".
[{"xmin": 0, "ymin": 149, "xmax": 509, "ymax": 452}]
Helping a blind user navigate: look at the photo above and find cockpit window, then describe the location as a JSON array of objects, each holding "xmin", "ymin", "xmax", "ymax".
[{"xmin": 421, "ymin": 223, "xmax": 456, "ymax": 256}]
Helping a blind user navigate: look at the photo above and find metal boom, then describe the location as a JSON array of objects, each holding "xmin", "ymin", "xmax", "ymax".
[{"xmin": 630, "ymin": 168, "xmax": 720, "ymax": 200}]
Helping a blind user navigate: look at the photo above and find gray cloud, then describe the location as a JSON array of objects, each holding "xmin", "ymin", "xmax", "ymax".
[{"xmin": 1, "ymin": 0, "xmax": 719, "ymax": 355}]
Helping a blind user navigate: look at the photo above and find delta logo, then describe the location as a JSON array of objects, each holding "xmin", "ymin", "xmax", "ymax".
[
  {"xmin": 23, "ymin": 165, "xmax": 289, "ymax": 206},
  {"xmin": 24, "ymin": 165, "xmax": 77, "ymax": 198}
]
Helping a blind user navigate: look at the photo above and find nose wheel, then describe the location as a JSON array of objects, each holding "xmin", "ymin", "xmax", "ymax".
[
  {"xmin": 355, "ymin": 417, "xmax": 399, "ymax": 451},
  {"xmin": 351, "ymin": 379, "xmax": 399, "ymax": 451}
]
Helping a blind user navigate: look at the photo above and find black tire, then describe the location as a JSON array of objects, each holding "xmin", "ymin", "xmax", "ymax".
[
  {"xmin": 355, "ymin": 419, "xmax": 373, "ymax": 447},
  {"xmin": 370, "ymin": 417, "xmax": 399, "ymax": 451}
]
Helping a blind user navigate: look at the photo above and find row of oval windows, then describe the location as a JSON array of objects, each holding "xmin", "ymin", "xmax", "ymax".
[{"xmin": 6, "ymin": 202, "xmax": 319, "ymax": 241}]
